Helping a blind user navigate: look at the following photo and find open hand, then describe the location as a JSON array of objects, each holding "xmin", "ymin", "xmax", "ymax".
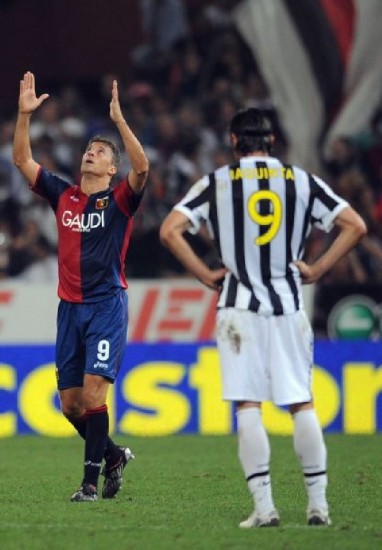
[
  {"xmin": 19, "ymin": 72, "xmax": 49, "ymax": 114},
  {"xmin": 109, "ymin": 80, "xmax": 124, "ymax": 124}
]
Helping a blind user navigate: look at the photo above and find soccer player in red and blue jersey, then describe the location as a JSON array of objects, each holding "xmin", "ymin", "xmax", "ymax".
[{"xmin": 13, "ymin": 72, "xmax": 149, "ymax": 501}]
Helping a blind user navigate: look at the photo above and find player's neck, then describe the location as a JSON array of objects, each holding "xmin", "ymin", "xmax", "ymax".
[
  {"xmin": 80, "ymin": 174, "xmax": 111, "ymax": 196},
  {"xmin": 246, "ymin": 151, "xmax": 269, "ymax": 157},
  {"xmin": 234, "ymin": 151, "xmax": 269, "ymax": 161}
]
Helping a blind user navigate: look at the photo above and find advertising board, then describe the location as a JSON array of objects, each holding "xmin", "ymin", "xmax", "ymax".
[{"xmin": 1, "ymin": 341, "xmax": 381, "ymax": 437}]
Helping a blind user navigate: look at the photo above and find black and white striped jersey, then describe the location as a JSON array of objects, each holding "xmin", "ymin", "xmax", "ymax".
[{"xmin": 174, "ymin": 155, "xmax": 348, "ymax": 316}]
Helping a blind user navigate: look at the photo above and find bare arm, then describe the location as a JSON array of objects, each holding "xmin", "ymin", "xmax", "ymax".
[
  {"xmin": 160, "ymin": 209, "xmax": 227, "ymax": 291},
  {"xmin": 294, "ymin": 206, "xmax": 367, "ymax": 284},
  {"xmin": 13, "ymin": 72, "xmax": 49, "ymax": 185},
  {"xmin": 109, "ymin": 80, "xmax": 149, "ymax": 193}
]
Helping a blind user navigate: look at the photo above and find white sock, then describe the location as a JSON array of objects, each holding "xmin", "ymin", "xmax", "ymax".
[
  {"xmin": 237, "ymin": 407, "xmax": 276, "ymax": 516},
  {"xmin": 293, "ymin": 409, "xmax": 328, "ymax": 512}
]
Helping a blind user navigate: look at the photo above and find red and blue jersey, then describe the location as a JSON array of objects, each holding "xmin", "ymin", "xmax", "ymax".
[{"xmin": 32, "ymin": 167, "xmax": 143, "ymax": 303}]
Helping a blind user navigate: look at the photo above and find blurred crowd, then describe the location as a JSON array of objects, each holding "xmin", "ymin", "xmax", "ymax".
[{"xmin": 0, "ymin": 0, "xmax": 382, "ymax": 286}]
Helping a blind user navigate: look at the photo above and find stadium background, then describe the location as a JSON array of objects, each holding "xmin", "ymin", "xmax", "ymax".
[{"xmin": 0, "ymin": 0, "xmax": 382, "ymax": 437}]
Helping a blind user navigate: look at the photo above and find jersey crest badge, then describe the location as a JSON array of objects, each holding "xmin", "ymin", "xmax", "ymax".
[{"xmin": 96, "ymin": 197, "xmax": 109, "ymax": 210}]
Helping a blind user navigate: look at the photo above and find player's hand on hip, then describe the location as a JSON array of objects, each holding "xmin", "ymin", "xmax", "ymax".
[
  {"xmin": 110, "ymin": 80, "xmax": 125, "ymax": 124},
  {"xmin": 202, "ymin": 267, "xmax": 228, "ymax": 292},
  {"xmin": 18, "ymin": 72, "xmax": 49, "ymax": 114},
  {"xmin": 294, "ymin": 260, "xmax": 319, "ymax": 284}
]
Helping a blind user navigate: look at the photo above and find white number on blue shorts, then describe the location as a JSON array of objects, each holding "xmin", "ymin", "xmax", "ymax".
[{"xmin": 97, "ymin": 339, "xmax": 110, "ymax": 361}]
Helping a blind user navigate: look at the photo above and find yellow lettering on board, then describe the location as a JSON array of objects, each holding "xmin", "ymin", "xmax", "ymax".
[
  {"xmin": 312, "ymin": 367, "xmax": 340, "ymax": 427},
  {"xmin": 189, "ymin": 347, "xmax": 232, "ymax": 434},
  {"xmin": 18, "ymin": 363, "xmax": 115, "ymax": 436},
  {"xmin": 263, "ymin": 402, "xmax": 292, "ymax": 434},
  {"xmin": 19, "ymin": 364, "xmax": 75, "ymax": 436},
  {"xmin": 344, "ymin": 363, "xmax": 382, "ymax": 434},
  {"xmin": 0, "ymin": 364, "xmax": 16, "ymax": 436},
  {"xmin": 263, "ymin": 366, "xmax": 340, "ymax": 434},
  {"xmin": 120, "ymin": 362, "xmax": 190, "ymax": 436}
]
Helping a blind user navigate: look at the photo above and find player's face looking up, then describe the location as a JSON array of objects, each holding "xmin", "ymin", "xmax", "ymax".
[{"xmin": 81, "ymin": 142, "xmax": 117, "ymax": 178}]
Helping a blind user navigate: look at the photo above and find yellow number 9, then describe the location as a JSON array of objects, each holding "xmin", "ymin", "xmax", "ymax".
[{"xmin": 247, "ymin": 190, "xmax": 282, "ymax": 245}]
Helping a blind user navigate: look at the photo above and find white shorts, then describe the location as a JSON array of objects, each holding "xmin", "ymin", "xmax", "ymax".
[{"xmin": 216, "ymin": 308, "xmax": 314, "ymax": 406}]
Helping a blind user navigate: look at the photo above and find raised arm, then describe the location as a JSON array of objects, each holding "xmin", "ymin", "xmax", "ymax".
[
  {"xmin": 13, "ymin": 72, "xmax": 49, "ymax": 185},
  {"xmin": 109, "ymin": 80, "xmax": 149, "ymax": 193}
]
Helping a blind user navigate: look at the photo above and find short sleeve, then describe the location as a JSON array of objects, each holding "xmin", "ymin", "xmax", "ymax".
[
  {"xmin": 173, "ymin": 175, "xmax": 210, "ymax": 234},
  {"xmin": 310, "ymin": 175, "xmax": 349, "ymax": 232},
  {"xmin": 32, "ymin": 167, "xmax": 72, "ymax": 211}
]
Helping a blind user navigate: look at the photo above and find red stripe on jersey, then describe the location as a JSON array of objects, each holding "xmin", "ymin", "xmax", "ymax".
[
  {"xmin": 113, "ymin": 178, "xmax": 134, "ymax": 216},
  {"xmin": 56, "ymin": 186, "xmax": 87, "ymax": 301},
  {"xmin": 113, "ymin": 179, "xmax": 136, "ymax": 288},
  {"xmin": 119, "ymin": 217, "xmax": 133, "ymax": 288}
]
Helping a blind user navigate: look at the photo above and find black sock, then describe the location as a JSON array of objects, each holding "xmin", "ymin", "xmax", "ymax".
[
  {"xmin": 68, "ymin": 414, "xmax": 87, "ymax": 439},
  {"xmin": 68, "ymin": 414, "xmax": 121, "ymax": 467},
  {"xmin": 82, "ymin": 405, "xmax": 109, "ymax": 488}
]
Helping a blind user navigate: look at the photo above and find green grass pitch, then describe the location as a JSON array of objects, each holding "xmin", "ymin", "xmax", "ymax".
[{"xmin": 0, "ymin": 434, "xmax": 381, "ymax": 549}]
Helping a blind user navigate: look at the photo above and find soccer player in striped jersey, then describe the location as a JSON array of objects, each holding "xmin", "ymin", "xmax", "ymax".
[
  {"xmin": 160, "ymin": 108, "xmax": 366, "ymax": 527},
  {"xmin": 13, "ymin": 72, "xmax": 149, "ymax": 501}
]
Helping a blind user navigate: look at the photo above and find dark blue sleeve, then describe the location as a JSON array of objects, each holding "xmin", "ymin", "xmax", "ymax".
[{"xmin": 32, "ymin": 167, "xmax": 72, "ymax": 211}]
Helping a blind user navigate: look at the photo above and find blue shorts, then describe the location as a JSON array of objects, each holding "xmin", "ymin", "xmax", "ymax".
[{"xmin": 56, "ymin": 290, "xmax": 128, "ymax": 390}]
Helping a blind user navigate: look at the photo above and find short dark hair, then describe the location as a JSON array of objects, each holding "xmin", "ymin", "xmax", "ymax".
[
  {"xmin": 86, "ymin": 136, "xmax": 121, "ymax": 168},
  {"xmin": 229, "ymin": 108, "xmax": 273, "ymax": 154}
]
